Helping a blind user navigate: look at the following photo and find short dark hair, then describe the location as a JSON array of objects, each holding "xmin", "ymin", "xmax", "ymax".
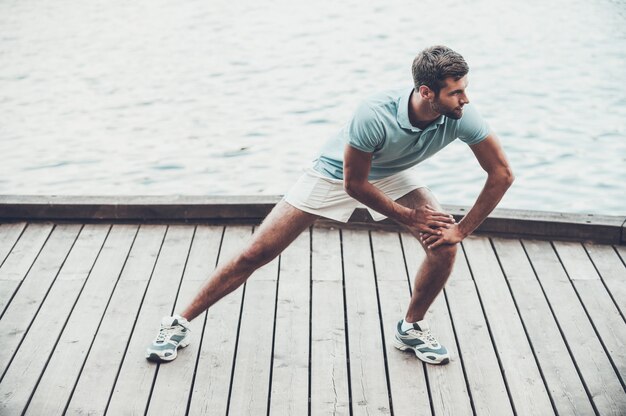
[{"xmin": 412, "ymin": 45, "xmax": 469, "ymax": 95}]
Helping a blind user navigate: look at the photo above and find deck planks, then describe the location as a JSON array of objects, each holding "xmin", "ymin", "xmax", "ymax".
[
  {"xmin": 0, "ymin": 224, "xmax": 110, "ymax": 415},
  {"xmin": 269, "ymin": 229, "xmax": 310, "ymax": 416},
  {"xmin": 524, "ymin": 239, "xmax": 626, "ymax": 415},
  {"xmin": 0, "ymin": 221, "xmax": 624, "ymax": 416},
  {"xmin": 463, "ymin": 236, "xmax": 554, "ymax": 415},
  {"xmin": 65, "ymin": 225, "xmax": 168, "ymax": 415},
  {"xmin": 146, "ymin": 225, "xmax": 223, "ymax": 416},
  {"xmin": 310, "ymin": 227, "xmax": 350, "ymax": 416},
  {"xmin": 492, "ymin": 237, "xmax": 594, "ymax": 415},
  {"xmin": 25, "ymin": 225, "xmax": 138, "ymax": 415},
  {"xmin": 188, "ymin": 225, "xmax": 250, "ymax": 416},
  {"xmin": 371, "ymin": 231, "xmax": 432, "ymax": 416},
  {"xmin": 400, "ymin": 231, "xmax": 473, "ymax": 416},
  {"xmin": 106, "ymin": 225, "xmax": 195, "ymax": 415}
]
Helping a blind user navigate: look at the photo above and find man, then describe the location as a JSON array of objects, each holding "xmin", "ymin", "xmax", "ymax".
[{"xmin": 146, "ymin": 45, "xmax": 514, "ymax": 365}]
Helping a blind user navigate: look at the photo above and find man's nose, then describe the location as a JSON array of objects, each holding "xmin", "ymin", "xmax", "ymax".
[{"xmin": 461, "ymin": 93, "xmax": 470, "ymax": 105}]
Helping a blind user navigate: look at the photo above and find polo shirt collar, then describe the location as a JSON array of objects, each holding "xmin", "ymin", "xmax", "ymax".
[{"xmin": 397, "ymin": 87, "xmax": 445, "ymax": 133}]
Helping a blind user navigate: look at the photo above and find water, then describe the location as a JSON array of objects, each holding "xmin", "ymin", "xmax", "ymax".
[{"xmin": 1, "ymin": 0, "xmax": 625, "ymax": 215}]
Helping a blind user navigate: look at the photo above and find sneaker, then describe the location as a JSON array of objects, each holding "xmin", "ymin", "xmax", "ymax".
[
  {"xmin": 145, "ymin": 315, "xmax": 191, "ymax": 362},
  {"xmin": 393, "ymin": 319, "xmax": 450, "ymax": 365}
]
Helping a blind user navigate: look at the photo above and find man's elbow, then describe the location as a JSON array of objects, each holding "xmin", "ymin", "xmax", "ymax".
[
  {"xmin": 502, "ymin": 166, "xmax": 515, "ymax": 188},
  {"xmin": 489, "ymin": 166, "xmax": 515, "ymax": 188},
  {"xmin": 344, "ymin": 180, "xmax": 362, "ymax": 198}
]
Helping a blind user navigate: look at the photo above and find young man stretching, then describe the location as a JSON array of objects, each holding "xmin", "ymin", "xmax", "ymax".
[{"xmin": 146, "ymin": 45, "xmax": 514, "ymax": 365}]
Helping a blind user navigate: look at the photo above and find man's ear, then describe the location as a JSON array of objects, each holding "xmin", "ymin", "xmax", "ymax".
[{"xmin": 418, "ymin": 85, "xmax": 434, "ymax": 101}]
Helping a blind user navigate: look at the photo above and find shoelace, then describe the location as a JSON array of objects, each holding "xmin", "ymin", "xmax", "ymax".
[
  {"xmin": 155, "ymin": 325, "xmax": 177, "ymax": 343},
  {"xmin": 408, "ymin": 328, "xmax": 437, "ymax": 346},
  {"xmin": 423, "ymin": 330, "xmax": 437, "ymax": 345}
]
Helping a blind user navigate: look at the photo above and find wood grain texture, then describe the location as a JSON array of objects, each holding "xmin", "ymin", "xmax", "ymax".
[
  {"xmin": 342, "ymin": 229, "xmax": 391, "ymax": 415},
  {"xmin": 65, "ymin": 225, "xmax": 167, "ymax": 416},
  {"xmin": 0, "ymin": 224, "xmax": 109, "ymax": 415},
  {"xmin": 269, "ymin": 229, "xmax": 310, "ymax": 416},
  {"xmin": 146, "ymin": 226, "xmax": 223, "ymax": 416},
  {"xmin": 400, "ymin": 232, "xmax": 474, "ymax": 416},
  {"xmin": 446, "ymin": 242, "xmax": 514, "ymax": 416},
  {"xmin": 492, "ymin": 237, "xmax": 594, "ymax": 415},
  {"xmin": 463, "ymin": 236, "xmax": 554, "ymax": 415},
  {"xmin": 188, "ymin": 225, "xmax": 251, "ymax": 416},
  {"xmin": 0, "ymin": 224, "xmax": 81, "ymax": 377},
  {"xmin": 371, "ymin": 231, "xmax": 433, "ymax": 416},
  {"xmin": 554, "ymin": 241, "xmax": 626, "ymax": 388},
  {"xmin": 524, "ymin": 239, "xmax": 626, "ymax": 415},
  {"xmin": 26, "ymin": 225, "xmax": 138, "ymax": 416},
  {"xmin": 106, "ymin": 225, "xmax": 194, "ymax": 416},
  {"xmin": 310, "ymin": 227, "xmax": 350, "ymax": 416}
]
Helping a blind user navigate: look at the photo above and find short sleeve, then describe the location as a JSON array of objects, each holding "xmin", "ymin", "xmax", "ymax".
[
  {"xmin": 457, "ymin": 104, "xmax": 490, "ymax": 145},
  {"xmin": 347, "ymin": 102, "xmax": 385, "ymax": 153}
]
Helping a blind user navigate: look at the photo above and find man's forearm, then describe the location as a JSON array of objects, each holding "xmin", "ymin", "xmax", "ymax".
[
  {"xmin": 345, "ymin": 181, "xmax": 411, "ymax": 224},
  {"xmin": 458, "ymin": 173, "xmax": 513, "ymax": 237}
]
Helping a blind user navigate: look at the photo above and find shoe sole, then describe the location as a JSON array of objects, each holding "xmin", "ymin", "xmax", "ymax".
[
  {"xmin": 146, "ymin": 337, "xmax": 191, "ymax": 363},
  {"xmin": 392, "ymin": 337, "xmax": 450, "ymax": 365}
]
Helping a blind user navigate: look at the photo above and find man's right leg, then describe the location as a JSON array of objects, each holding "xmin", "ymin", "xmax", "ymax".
[
  {"xmin": 146, "ymin": 200, "xmax": 319, "ymax": 362},
  {"xmin": 181, "ymin": 200, "xmax": 319, "ymax": 321}
]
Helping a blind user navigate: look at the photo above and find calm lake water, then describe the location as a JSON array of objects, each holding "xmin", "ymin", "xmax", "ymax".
[{"xmin": 1, "ymin": 0, "xmax": 625, "ymax": 215}]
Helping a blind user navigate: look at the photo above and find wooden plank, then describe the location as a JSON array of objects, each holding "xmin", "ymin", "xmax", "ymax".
[
  {"xmin": 188, "ymin": 225, "xmax": 251, "ymax": 416},
  {"xmin": 145, "ymin": 225, "xmax": 223, "ymax": 416},
  {"xmin": 24, "ymin": 225, "xmax": 138, "ymax": 415},
  {"xmin": 492, "ymin": 237, "xmax": 594, "ymax": 415},
  {"xmin": 585, "ymin": 243, "xmax": 626, "ymax": 317},
  {"xmin": 268, "ymin": 229, "xmax": 310, "ymax": 416},
  {"xmin": 371, "ymin": 231, "xmax": 432, "ymax": 416},
  {"xmin": 1, "ymin": 196, "xmax": 624, "ymax": 243},
  {"xmin": 615, "ymin": 245, "xmax": 626, "ymax": 264},
  {"xmin": 445, "ymin": 241, "xmax": 514, "ymax": 416},
  {"xmin": 0, "ymin": 223, "xmax": 54, "ymax": 314},
  {"xmin": 554, "ymin": 241, "xmax": 626, "ymax": 386},
  {"xmin": 310, "ymin": 227, "xmax": 350, "ymax": 416},
  {"xmin": 524, "ymin": 239, "xmax": 626, "ymax": 415},
  {"xmin": 227, "ymin": 253, "xmax": 279, "ymax": 415},
  {"xmin": 0, "ymin": 224, "xmax": 110, "ymax": 415},
  {"xmin": 342, "ymin": 229, "xmax": 391, "ymax": 415},
  {"xmin": 400, "ymin": 232, "xmax": 474, "ymax": 416},
  {"xmin": 0, "ymin": 224, "xmax": 82, "ymax": 378},
  {"xmin": 0, "ymin": 222, "xmax": 26, "ymax": 266},
  {"xmin": 65, "ymin": 225, "xmax": 167, "ymax": 416},
  {"xmin": 106, "ymin": 225, "xmax": 195, "ymax": 415},
  {"xmin": 463, "ymin": 236, "xmax": 554, "ymax": 415}
]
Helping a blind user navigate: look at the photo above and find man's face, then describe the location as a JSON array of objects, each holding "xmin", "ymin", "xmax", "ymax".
[{"xmin": 429, "ymin": 75, "xmax": 470, "ymax": 119}]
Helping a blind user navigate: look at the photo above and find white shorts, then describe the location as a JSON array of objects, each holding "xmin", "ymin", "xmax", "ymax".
[{"xmin": 284, "ymin": 168, "xmax": 426, "ymax": 223}]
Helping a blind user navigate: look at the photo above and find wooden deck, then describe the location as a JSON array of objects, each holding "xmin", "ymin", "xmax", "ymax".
[{"xmin": 0, "ymin": 221, "xmax": 625, "ymax": 415}]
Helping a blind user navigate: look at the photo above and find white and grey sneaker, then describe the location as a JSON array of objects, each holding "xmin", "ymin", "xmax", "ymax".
[
  {"xmin": 393, "ymin": 319, "xmax": 450, "ymax": 365},
  {"xmin": 145, "ymin": 315, "xmax": 191, "ymax": 363}
]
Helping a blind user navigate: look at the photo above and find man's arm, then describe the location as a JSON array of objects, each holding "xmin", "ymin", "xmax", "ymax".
[
  {"xmin": 343, "ymin": 145, "xmax": 455, "ymax": 234},
  {"xmin": 422, "ymin": 133, "xmax": 514, "ymax": 249}
]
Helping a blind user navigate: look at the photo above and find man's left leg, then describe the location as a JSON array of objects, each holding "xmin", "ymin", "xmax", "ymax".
[{"xmin": 392, "ymin": 187, "xmax": 457, "ymax": 364}]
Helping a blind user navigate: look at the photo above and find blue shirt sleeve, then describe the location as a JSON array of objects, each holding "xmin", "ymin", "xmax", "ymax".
[
  {"xmin": 457, "ymin": 104, "xmax": 490, "ymax": 145},
  {"xmin": 347, "ymin": 102, "xmax": 385, "ymax": 153}
]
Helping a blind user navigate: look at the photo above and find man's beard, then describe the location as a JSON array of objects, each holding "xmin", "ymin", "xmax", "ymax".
[{"xmin": 430, "ymin": 98, "xmax": 463, "ymax": 120}]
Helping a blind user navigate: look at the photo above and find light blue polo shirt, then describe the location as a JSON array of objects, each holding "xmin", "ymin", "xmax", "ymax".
[{"xmin": 312, "ymin": 86, "xmax": 490, "ymax": 180}]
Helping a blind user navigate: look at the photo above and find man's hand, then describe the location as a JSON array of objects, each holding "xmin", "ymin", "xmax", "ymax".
[
  {"xmin": 420, "ymin": 223, "xmax": 465, "ymax": 250},
  {"xmin": 404, "ymin": 204, "xmax": 456, "ymax": 234}
]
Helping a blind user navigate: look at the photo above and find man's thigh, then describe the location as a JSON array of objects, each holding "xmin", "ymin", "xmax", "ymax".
[
  {"xmin": 394, "ymin": 188, "xmax": 447, "ymax": 242},
  {"xmin": 247, "ymin": 200, "xmax": 319, "ymax": 258},
  {"xmin": 395, "ymin": 187, "xmax": 444, "ymax": 211}
]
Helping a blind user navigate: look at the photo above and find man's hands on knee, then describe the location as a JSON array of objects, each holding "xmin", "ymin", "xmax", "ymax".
[
  {"xmin": 404, "ymin": 204, "xmax": 456, "ymax": 234},
  {"xmin": 420, "ymin": 223, "xmax": 466, "ymax": 250}
]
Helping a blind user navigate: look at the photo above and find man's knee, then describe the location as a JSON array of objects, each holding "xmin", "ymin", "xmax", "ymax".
[
  {"xmin": 238, "ymin": 242, "xmax": 276, "ymax": 271},
  {"xmin": 425, "ymin": 242, "xmax": 457, "ymax": 263}
]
